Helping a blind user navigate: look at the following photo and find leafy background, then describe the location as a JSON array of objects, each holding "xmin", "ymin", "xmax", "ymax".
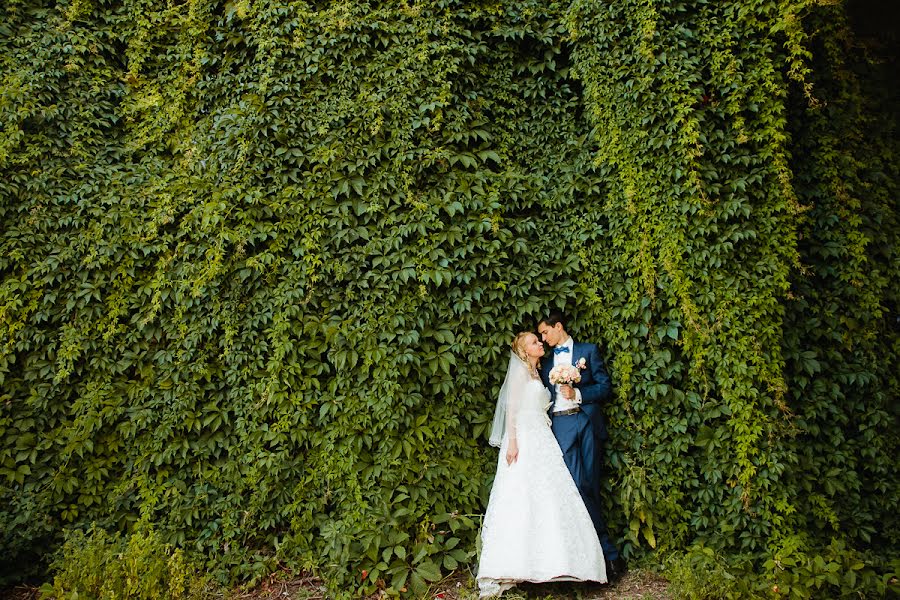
[{"xmin": 1, "ymin": 0, "xmax": 897, "ymax": 597}]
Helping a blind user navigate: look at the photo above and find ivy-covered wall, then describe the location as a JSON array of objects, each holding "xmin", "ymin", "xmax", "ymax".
[{"xmin": 1, "ymin": 0, "xmax": 897, "ymax": 596}]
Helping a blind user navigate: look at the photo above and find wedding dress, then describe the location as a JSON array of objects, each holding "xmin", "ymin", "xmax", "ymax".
[{"xmin": 477, "ymin": 353, "xmax": 607, "ymax": 597}]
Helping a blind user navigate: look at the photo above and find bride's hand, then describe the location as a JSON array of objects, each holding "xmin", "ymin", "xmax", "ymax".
[{"xmin": 506, "ymin": 440, "xmax": 518, "ymax": 465}]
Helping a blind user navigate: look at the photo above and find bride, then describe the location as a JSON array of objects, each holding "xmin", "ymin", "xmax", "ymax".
[{"xmin": 476, "ymin": 332, "xmax": 607, "ymax": 597}]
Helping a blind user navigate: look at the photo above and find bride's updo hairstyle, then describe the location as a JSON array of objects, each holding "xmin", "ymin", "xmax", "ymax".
[{"xmin": 511, "ymin": 331, "xmax": 533, "ymax": 362}]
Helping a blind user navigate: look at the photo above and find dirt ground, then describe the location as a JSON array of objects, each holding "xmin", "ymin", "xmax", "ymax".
[
  {"xmin": 1, "ymin": 586, "xmax": 39, "ymax": 600},
  {"xmin": 3, "ymin": 568, "xmax": 671, "ymax": 600},
  {"xmin": 228, "ymin": 568, "xmax": 672, "ymax": 600}
]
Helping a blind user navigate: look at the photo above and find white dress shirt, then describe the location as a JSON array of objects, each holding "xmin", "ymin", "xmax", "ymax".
[{"xmin": 551, "ymin": 337, "xmax": 583, "ymax": 413}]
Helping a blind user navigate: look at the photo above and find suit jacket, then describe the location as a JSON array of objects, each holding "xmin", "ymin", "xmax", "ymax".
[{"xmin": 540, "ymin": 341, "xmax": 612, "ymax": 441}]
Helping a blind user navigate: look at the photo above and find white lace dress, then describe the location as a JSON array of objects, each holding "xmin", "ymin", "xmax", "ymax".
[{"xmin": 477, "ymin": 378, "xmax": 607, "ymax": 597}]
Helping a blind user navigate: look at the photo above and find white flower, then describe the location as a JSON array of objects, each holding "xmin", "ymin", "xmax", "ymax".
[{"xmin": 549, "ymin": 364, "xmax": 582, "ymax": 385}]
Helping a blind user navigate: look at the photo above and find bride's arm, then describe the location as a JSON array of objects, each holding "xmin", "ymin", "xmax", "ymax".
[
  {"xmin": 505, "ymin": 375, "xmax": 523, "ymax": 465},
  {"xmin": 506, "ymin": 439, "xmax": 518, "ymax": 465}
]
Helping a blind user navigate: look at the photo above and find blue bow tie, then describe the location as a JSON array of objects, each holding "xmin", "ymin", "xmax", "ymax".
[{"xmin": 554, "ymin": 346, "xmax": 570, "ymax": 355}]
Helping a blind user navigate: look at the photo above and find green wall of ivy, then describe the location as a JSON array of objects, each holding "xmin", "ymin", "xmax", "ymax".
[{"xmin": 1, "ymin": 0, "xmax": 897, "ymax": 596}]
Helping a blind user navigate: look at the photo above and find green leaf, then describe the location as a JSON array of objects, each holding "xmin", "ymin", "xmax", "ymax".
[{"xmin": 415, "ymin": 559, "xmax": 442, "ymax": 582}]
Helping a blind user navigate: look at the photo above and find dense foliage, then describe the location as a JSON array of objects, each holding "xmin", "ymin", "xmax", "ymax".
[
  {"xmin": 1, "ymin": 0, "xmax": 897, "ymax": 597},
  {"xmin": 40, "ymin": 521, "xmax": 212, "ymax": 600}
]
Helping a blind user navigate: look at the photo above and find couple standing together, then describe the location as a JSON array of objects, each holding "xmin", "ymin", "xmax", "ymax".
[{"xmin": 476, "ymin": 312, "xmax": 625, "ymax": 597}]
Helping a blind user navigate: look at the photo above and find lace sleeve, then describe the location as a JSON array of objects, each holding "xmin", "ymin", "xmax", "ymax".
[
  {"xmin": 504, "ymin": 370, "xmax": 523, "ymax": 443},
  {"xmin": 488, "ymin": 352, "xmax": 530, "ymax": 447}
]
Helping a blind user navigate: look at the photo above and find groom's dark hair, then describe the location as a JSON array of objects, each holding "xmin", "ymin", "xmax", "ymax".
[{"xmin": 539, "ymin": 311, "xmax": 567, "ymax": 329}]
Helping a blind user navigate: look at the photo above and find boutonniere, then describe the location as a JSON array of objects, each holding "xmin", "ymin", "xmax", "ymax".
[{"xmin": 576, "ymin": 357, "xmax": 587, "ymax": 370}]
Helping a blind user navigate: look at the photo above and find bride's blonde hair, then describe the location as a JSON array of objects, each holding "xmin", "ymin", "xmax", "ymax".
[{"xmin": 511, "ymin": 331, "xmax": 535, "ymax": 363}]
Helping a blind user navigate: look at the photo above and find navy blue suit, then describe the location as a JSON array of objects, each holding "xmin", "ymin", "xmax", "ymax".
[{"xmin": 540, "ymin": 342, "xmax": 619, "ymax": 560}]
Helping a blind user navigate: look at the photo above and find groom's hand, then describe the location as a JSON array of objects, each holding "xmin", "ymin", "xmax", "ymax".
[{"xmin": 560, "ymin": 384, "xmax": 575, "ymax": 400}]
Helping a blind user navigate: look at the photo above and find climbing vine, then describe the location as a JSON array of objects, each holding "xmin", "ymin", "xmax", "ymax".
[{"xmin": 1, "ymin": 0, "xmax": 896, "ymax": 597}]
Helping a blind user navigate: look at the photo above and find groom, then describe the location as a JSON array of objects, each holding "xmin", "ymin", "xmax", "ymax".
[{"xmin": 538, "ymin": 311, "xmax": 625, "ymax": 581}]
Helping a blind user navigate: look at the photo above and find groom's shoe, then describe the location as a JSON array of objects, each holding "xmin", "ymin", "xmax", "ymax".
[{"xmin": 605, "ymin": 557, "xmax": 627, "ymax": 583}]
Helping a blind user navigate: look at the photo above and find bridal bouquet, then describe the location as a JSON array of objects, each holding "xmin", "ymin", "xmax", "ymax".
[{"xmin": 548, "ymin": 364, "xmax": 582, "ymax": 386}]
